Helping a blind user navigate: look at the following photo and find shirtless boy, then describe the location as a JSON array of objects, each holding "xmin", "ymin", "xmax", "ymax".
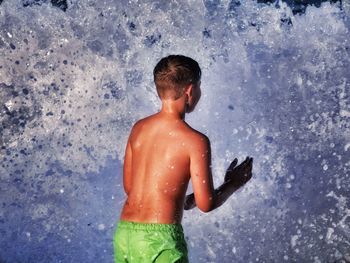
[{"xmin": 113, "ymin": 55, "xmax": 253, "ymax": 263}]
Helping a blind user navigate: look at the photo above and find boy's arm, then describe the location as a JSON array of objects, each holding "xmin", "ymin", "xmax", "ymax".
[
  {"xmin": 186, "ymin": 135, "xmax": 253, "ymax": 211},
  {"xmin": 212, "ymin": 156, "xmax": 253, "ymax": 209},
  {"xmin": 187, "ymin": 134, "xmax": 215, "ymax": 212},
  {"xmin": 184, "ymin": 182, "xmax": 239, "ymax": 211},
  {"xmin": 123, "ymin": 136, "xmax": 132, "ymax": 195}
]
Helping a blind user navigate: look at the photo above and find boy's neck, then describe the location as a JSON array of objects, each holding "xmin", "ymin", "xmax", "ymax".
[{"xmin": 159, "ymin": 99, "xmax": 186, "ymax": 120}]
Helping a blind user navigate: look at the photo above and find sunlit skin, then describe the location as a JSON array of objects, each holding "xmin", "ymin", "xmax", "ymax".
[{"xmin": 120, "ymin": 81, "xmax": 253, "ymax": 224}]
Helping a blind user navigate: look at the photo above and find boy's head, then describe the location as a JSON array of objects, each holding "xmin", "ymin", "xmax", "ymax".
[{"xmin": 153, "ymin": 55, "xmax": 201, "ymax": 100}]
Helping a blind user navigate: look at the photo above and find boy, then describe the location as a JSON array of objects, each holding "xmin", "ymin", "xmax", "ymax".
[{"xmin": 113, "ymin": 55, "xmax": 253, "ymax": 263}]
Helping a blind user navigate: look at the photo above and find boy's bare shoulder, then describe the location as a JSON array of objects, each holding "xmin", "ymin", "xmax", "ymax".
[
  {"xmin": 129, "ymin": 115, "xmax": 155, "ymax": 134},
  {"xmin": 129, "ymin": 114, "xmax": 209, "ymax": 147},
  {"xmin": 182, "ymin": 122, "xmax": 210, "ymax": 146}
]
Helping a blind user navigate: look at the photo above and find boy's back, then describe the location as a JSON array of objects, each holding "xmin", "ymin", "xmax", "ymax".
[
  {"xmin": 120, "ymin": 112, "xmax": 204, "ymax": 224},
  {"xmin": 113, "ymin": 55, "xmax": 253, "ymax": 263}
]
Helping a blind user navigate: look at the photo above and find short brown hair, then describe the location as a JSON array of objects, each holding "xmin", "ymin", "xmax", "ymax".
[{"xmin": 153, "ymin": 55, "xmax": 201, "ymax": 100}]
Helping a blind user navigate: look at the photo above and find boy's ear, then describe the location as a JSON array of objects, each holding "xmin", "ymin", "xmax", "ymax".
[
  {"xmin": 184, "ymin": 84, "xmax": 193, "ymax": 98},
  {"xmin": 183, "ymin": 84, "xmax": 193, "ymax": 104}
]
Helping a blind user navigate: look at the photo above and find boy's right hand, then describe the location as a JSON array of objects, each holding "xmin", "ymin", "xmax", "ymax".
[{"xmin": 224, "ymin": 156, "xmax": 253, "ymax": 187}]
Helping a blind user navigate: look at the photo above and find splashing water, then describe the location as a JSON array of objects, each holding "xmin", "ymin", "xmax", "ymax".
[{"xmin": 0, "ymin": 0, "xmax": 349, "ymax": 262}]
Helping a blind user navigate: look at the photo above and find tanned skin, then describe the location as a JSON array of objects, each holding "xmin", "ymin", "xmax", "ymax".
[{"xmin": 120, "ymin": 81, "xmax": 253, "ymax": 224}]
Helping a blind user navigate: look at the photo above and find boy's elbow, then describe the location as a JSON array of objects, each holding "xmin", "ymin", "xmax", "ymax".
[
  {"xmin": 197, "ymin": 198, "xmax": 215, "ymax": 213},
  {"xmin": 199, "ymin": 206, "xmax": 212, "ymax": 213},
  {"xmin": 198, "ymin": 205, "xmax": 214, "ymax": 213}
]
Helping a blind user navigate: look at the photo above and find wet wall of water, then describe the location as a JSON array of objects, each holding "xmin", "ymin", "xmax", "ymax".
[{"xmin": 0, "ymin": 0, "xmax": 349, "ymax": 262}]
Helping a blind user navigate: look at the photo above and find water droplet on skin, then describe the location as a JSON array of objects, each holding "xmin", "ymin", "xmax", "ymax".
[
  {"xmin": 164, "ymin": 190, "xmax": 168, "ymax": 193},
  {"xmin": 170, "ymin": 165, "xmax": 174, "ymax": 169},
  {"xmin": 202, "ymin": 180, "xmax": 206, "ymax": 183},
  {"xmin": 172, "ymin": 188, "xmax": 177, "ymax": 191},
  {"xmin": 182, "ymin": 142, "xmax": 185, "ymax": 146}
]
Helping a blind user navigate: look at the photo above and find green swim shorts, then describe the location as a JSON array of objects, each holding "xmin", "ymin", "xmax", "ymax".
[{"xmin": 113, "ymin": 220, "xmax": 189, "ymax": 263}]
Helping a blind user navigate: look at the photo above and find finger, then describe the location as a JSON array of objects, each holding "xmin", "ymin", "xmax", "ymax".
[
  {"xmin": 232, "ymin": 158, "xmax": 238, "ymax": 166},
  {"xmin": 244, "ymin": 158, "xmax": 252, "ymax": 168},
  {"xmin": 247, "ymin": 159, "xmax": 252, "ymax": 167},
  {"xmin": 238, "ymin": 162, "xmax": 248, "ymax": 171},
  {"xmin": 227, "ymin": 158, "xmax": 238, "ymax": 170},
  {"xmin": 249, "ymin": 158, "xmax": 253, "ymax": 169},
  {"xmin": 245, "ymin": 156, "xmax": 251, "ymax": 164},
  {"xmin": 229, "ymin": 158, "xmax": 238, "ymax": 169},
  {"xmin": 246, "ymin": 157, "xmax": 253, "ymax": 166},
  {"xmin": 239, "ymin": 157, "xmax": 249, "ymax": 168},
  {"xmin": 238, "ymin": 157, "xmax": 251, "ymax": 170},
  {"xmin": 246, "ymin": 162, "xmax": 252, "ymax": 170}
]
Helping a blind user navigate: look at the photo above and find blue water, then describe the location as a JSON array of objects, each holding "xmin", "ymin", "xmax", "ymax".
[{"xmin": 0, "ymin": 0, "xmax": 349, "ymax": 262}]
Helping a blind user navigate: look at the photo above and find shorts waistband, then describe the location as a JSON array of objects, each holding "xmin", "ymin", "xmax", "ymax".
[{"xmin": 118, "ymin": 220, "xmax": 184, "ymax": 234}]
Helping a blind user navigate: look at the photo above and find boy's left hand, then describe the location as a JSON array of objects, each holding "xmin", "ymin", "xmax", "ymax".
[
  {"xmin": 224, "ymin": 156, "xmax": 253, "ymax": 186},
  {"xmin": 184, "ymin": 193, "xmax": 196, "ymax": 210}
]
